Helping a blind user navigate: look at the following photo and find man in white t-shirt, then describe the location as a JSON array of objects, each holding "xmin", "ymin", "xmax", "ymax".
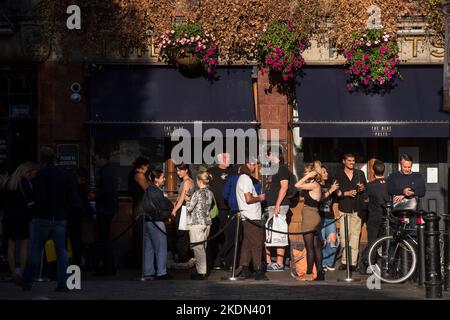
[{"xmin": 236, "ymin": 160, "xmax": 267, "ymax": 280}]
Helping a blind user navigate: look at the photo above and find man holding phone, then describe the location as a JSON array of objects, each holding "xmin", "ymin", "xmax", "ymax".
[{"xmin": 387, "ymin": 153, "xmax": 426, "ymax": 213}]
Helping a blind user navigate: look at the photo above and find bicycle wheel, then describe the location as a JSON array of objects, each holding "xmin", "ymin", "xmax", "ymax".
[{"xmin": 368, "ymin": 235, "xmax": 417, "ymax": 284}]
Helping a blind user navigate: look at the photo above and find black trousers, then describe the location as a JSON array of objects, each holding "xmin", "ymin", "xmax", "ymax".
[
  {"xmin": 96, "ymin": 214, "xmax": 116, "ymax": 272},
  {"xmin": 360, "ymin": 217, "xmax": 382, "ymax": 267}
]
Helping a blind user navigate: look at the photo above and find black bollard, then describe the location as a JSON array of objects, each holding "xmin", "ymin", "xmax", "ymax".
[
  {"xmin": 416, "ymin": 211, "xmax": 426, "ymax": 287},
  {"xmin": 442, "ymin": 214, "xmax": 450, "ymax": 291},
  {"xmin": 424, "ymin": 212, "xmax": 442, "ymax": 298}
]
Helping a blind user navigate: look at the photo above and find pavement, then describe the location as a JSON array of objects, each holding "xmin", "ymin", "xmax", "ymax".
[{"xmin": 1, "ymin": 266, "xmax": 449, "ymax": 300}]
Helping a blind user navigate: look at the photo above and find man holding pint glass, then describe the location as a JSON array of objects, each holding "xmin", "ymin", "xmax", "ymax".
[{"xmin": 334, "ymin": 153, "xmax": 367, "ymax": 272}]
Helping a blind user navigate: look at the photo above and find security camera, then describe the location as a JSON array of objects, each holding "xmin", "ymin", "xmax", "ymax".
[
  {"xmin": 70, "ymin": 92, "xmax": 81, "ymax": 103},
  {"xmin": 71, "ymin": 83, "xmax": 81, "ymax": 93}
]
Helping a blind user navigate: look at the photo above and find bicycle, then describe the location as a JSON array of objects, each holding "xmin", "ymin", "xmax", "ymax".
[{"xmin": 368, "ymin": 206, "xmax": 445, "ymax": 284}]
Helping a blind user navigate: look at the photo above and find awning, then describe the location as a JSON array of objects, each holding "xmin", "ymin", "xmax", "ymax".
[
  {"xmin": 294, "ymin": 66, "xmax": 449, "ymax": 138},
  {"xmin": 87, "ymin": 66, "xmax": 258, "ymax": 139}
]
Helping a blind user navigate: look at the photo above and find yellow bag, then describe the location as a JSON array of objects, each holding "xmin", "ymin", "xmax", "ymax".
[{"xmin": 44, "ymin": 239, "xmax": 73, "ymax": 263}]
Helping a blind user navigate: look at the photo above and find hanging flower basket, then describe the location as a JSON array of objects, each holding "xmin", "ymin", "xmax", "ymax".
[
  {"xmin": 344, "ymin": 28, "xmax": 401, "ymax": 93},
  {"xmin": 158, "ymin": 23, "xmax": 218, "ymax": 77},
  {"xmin": 256, "ymin": 20, "xmax": 306, "ymax": 82}
]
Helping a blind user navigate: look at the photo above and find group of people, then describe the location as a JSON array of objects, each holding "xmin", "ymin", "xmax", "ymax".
[
  {"xmin": 0, "ymin": 147, "xmax": 119, "ymax": 291},
  {"xmin": 0, "ymin": 145, "xmax": 426, "ymax": 289}
]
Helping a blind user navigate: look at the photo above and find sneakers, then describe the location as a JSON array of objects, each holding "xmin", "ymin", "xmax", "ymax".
[
  {"xmin": 266, "ymin": 263, "xmax": 284, "ymax": 272},
  {"xmin": 323, "ymin": 265, "xmax": 335, "ymax": 271}
]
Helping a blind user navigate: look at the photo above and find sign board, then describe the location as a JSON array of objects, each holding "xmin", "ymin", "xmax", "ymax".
[
  {"xmin": 10, "ymin": 104, "xmax": 31, "ymax": 118},
  {"xmin": 427, "ymin": 167, "xmax": 438, "ymax": 184},
  {"xmin": 57, "ymin": 144, "xmax": 79, "ymax": 170}
]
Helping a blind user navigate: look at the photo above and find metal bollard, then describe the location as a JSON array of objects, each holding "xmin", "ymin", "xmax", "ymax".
[
  {"xmin": 416, "ymin": 211, "xmax": 426, "ymax": 287},
  {"xmin": 442, "ymin": 214, "xmax": 450, "ymax": 291},
  {"xmin": 424, "ymin": 212, "xmax": 442, "ymax": 298},
  {"xmin": 337, "ymin": 214, "xmax": 360, "ymax": 282},
  {"xmin": 228, "ymin": 213, "xmax": 241, "ymax": 281}
]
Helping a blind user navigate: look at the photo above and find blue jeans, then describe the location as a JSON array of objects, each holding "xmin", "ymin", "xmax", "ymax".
[
  {"xmin": 23, "ymin": 218, "xmax": 68, "ymax": 288},
  {"xmin": 321, "ymin": 218, "xmax": 339, "ymax": 268},
  {"xmin": 144, "ymin": 221, "xmax": 167, "ymax": 276}
]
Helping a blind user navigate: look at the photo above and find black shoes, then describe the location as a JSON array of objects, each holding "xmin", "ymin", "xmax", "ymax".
[
  {"xmin": 190, "ymin": 273, "xmax": 207, "ymax": 280},
  {"xmin": 315, "ymin": 271, "xmax": 325, "ymax": 281},
  {"xmin": 338, "ymin": 264, "xmax": 347, "ymax": 270},
  {"xmin": 254, "ymin": 272, "xmax": 269, "ymax": 281},
  {"xmin": 156, "ymin": 274, "xmax": 173, "ymax": 280},
  {"xmin": 237, "ymin": 267, "xmax": 253, "ymax": 280}
]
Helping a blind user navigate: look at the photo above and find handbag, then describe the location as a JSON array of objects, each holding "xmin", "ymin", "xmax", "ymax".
[{"xmin": 210, "ymin": 194, "xmax": 219, "ymax": 219}]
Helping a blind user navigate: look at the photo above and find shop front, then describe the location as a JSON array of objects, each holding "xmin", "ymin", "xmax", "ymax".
[
  {"xmin": 87, "ymin": 65, "xmax": 258, "ymax": 264},
  {"xmin": 293, "ymin": 65, "xmax": 449, "ymax": 216}
]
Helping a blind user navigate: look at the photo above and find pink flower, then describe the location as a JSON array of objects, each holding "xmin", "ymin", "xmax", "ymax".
[
  {"xmin": 283, "ymin": 75, "xmax": 289, "ymax": 81},
  {"xmin": 363, "ymin": 54, "xmax": 369, "ymax": 60},
  {"xmin": 300, "ymin": 44, "xmax": 305, "ymax": 51},
  {"xmin": 209, "ymin": 58, "xmax": 216, "ymax": 65}
]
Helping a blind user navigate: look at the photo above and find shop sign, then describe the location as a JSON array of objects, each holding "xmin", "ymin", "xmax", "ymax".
[
  {"xmin": 10, "ymin": 104, "xmax": 31, "ymax": 118},
  {"xmin": 57, "ymin": 144, "xmax": 79, "ymax": 170},
  {"xmin": 371, "ymin": 125, "xmax": 392, "ymax": 137}
]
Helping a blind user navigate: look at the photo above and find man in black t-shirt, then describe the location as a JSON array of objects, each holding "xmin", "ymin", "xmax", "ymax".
[
  {"xmin": 334, "ymin": 153, "xmax": 367, "ymax": 271},
  {"xmin": 207, "ymin": 153, "xmax": 238, "ymax": 271},
  {"xmin": 359, "ymin": 160, "xmax": 390, "ymax": 273},
  {"xmin": 264, "ymin": 147, "xmax": 290, "ymax": 271}
]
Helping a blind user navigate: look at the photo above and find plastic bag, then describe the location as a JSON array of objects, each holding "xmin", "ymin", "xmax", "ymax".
[
  {"xmin": 265, "ymin": 215, "xmax": 288, "ymax": 247},
  {"xmin": 178, "ymin": 205, "xmax": 191, "ymax": 231}
]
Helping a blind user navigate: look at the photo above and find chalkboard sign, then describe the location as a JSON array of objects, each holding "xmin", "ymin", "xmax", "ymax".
[{"xmin": 57, "ymin": 144, "xmax": 79, "ymax": 170}]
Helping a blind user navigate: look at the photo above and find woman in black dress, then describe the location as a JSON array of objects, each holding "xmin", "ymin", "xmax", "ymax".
[{"xmin": 3, "ymin": 162, "xmax": 38, "ymax": 279}]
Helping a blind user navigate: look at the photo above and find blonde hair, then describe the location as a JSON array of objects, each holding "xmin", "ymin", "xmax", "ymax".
[
  {"xmin": 304, "ymin": 160, "xmax": 323, "ymax": 184},
  {"xmin": 7, "ymin": 162, "xmax": 38, "ymax": 191},
  {"xmin": 197, "ymin": 171, "xmax": 212, "ymax": 185}
]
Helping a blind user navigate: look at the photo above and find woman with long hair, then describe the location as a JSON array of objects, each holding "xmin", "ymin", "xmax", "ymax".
[
  {"xmin": 3, "ymin": 162, "xmax": 38, "ymax": 280},
  {"xmin": 295, "ymin": 160, "xmax": 325, "ymax": 281},
  {"xmin": 319, "ymin": 165, "xmax": 340, "ymax": 271},
  {"xmin": 169, "ymin": 163, "xmax": 194, "ymax": 264},
  {"xmin": 185, "ymin": 171, "xmax": 214, "ymax": 280}
]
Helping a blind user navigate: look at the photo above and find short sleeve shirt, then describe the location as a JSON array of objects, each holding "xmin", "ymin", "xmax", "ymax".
[
  {"xmin": 265, "ymin": 164, "xmax": 290, "ymax": 207},
  {"xmin": 236, "ymin": 174, "xmax": 262, "ymax": 220}
]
